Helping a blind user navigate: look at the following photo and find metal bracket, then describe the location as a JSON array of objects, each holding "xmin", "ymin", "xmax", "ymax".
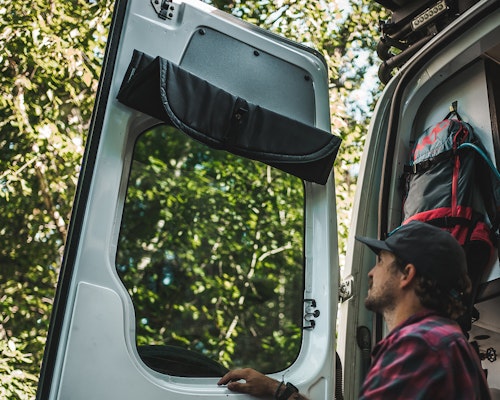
[
  {"xmin": 151, "ymin": 0, "xmax": 176, "ymax": 20},
  {"xmin": 303, "ymin": 299, "xmax": 320, "ymax": 330},
  {"xmin": 486, "ymin": 347, "xmax": 497, "ymax": 363},
  {"xmin": 411, "ymin": 0, "xmax": 448, "ymax": 31},
  {"xmin": 339, "ymin": 276, "xmax": 354, "ymax": 302}
]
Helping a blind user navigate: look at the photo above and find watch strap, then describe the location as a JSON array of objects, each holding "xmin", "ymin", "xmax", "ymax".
[{"xmin": 277, "ymin": 382, "xmax": 299, "ymax": 400}]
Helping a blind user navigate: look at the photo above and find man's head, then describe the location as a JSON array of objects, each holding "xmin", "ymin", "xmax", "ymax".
[
  {"xmin": 356, "ymin": 221, "xmax": 471, "ymax": 318},
  {"xmin": 362, "ymin": 249, "xmax": 402, "ymax": 314}
]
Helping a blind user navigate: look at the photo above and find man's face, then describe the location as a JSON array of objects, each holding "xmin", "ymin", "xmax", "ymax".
[{"xmin": 364, "ymin": 250, "xmax": 401, "ymax": 314}]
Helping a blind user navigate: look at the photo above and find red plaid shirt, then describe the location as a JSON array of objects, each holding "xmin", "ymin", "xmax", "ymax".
[{"xmin": 359, "ymin": 310, "xmax": 491, "ymax": 399}]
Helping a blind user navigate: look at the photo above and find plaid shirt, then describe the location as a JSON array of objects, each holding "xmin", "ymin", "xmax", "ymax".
[{"xmin": 359, "ymin": 310, "xmax": 491, "ymax": 400}]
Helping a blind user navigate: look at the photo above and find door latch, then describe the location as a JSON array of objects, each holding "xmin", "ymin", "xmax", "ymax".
[
  {"xmin": 303, "ymin": 298, "xmax": 320, "ymax": 330},
  {"xmin": 151, "ymin": 0, "xmax": 176, "ymax": 20},
  {"xmin": 339, "ymin": 276, "xmax": 354, "ymax": 302}
]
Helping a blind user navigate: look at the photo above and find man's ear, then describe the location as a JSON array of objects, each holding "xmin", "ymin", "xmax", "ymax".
[{"xmin": 400, "ymin": 264, "xmax": 417, "ymax": 288}]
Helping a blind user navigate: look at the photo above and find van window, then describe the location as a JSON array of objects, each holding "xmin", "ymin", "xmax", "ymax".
[{"xmin": 115, "ymin": 125, "xmax": 305, "ymax": 375}]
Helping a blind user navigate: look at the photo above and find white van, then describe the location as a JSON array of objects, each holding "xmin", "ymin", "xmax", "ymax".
[{"xmin": 37, "ymin": 0, "xmax": 500, "ymax": 399}]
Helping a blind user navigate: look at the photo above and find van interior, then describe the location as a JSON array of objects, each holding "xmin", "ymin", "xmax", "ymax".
[{"xmin": 373, "ymin": 0, "xmax": 500, "ymax": 392}]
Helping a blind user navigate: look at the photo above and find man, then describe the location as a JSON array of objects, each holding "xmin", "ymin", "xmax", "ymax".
[{"xmin": 217, "ymin": 221, "xmax": 491, "ymax": 399}]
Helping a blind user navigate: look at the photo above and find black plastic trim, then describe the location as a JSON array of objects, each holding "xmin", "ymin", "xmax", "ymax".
[{"xmin": 117, "ymin": 50, "xmax": 341, "ymax": 185}]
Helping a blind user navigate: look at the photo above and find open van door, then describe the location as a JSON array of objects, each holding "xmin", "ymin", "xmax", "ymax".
[
  {"xmin": 37, "ymin": 0, "xmax": 341, "ymax": 399},
  {"xmin": 338, "ymin": 0, "xmax": 500, "ymax": 398}
]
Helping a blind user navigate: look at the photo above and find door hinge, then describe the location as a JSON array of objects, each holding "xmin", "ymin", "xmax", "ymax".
[
  {"xmin": 303, "ymin": 298, "xmax": 320, "ymax": 330},
  {"xmin": 339, "ymin": 276, "xmax": 354, "ymax": 302},
  {"xmin": 151, "ymin": 0, "xmax": 176, "ymax": 20}
]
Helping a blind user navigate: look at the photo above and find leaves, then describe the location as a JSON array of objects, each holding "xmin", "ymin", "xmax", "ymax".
[
  {"xmin": 0, "ymin": 0, "xmax": 113, "ymax": 396},
  {"xmin": 116, "ymin": 127, "xmax": 305, "ymax": 371},
  {"xmin": 0, "ymin": 338, "xmax": 38, "ymax": 400},
  {"xmin": 0, "ymin": 0, "xmax": 385, "ymax": 395}
]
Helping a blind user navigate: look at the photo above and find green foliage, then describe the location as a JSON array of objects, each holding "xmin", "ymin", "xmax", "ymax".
[
  {"xmin": 203, "ymin": 0, "xmax": 387, "ymax": 256},
  {"xmin": 0, "ymin": 0, "xmax": 385, "ymax": 396},
  {"xmin": 0, "ymin": 0, "xmax": 112, "ymax": 397},
  {"xmin": 0, "ymin": 338, "xmax": 38, "ymax": 399},
  {"xmin": 117, "ymin": 127, "xmax": 304, "ymax": 372}
]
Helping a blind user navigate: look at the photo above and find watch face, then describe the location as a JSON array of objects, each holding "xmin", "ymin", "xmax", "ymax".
[{"xmin": 285, "ymin": 382, "xmax": 299, "ymax": 393}]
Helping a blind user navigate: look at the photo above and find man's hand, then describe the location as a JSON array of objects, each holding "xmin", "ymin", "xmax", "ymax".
[{"xmin": 217, "ymin": 368, "xmax": 279, "ymax": 397}]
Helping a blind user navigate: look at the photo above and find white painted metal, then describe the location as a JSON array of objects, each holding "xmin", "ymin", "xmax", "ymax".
[
  {"xmin": 40, "ymin": 0, "xmax": 500, "ymax": 399},
  {"xmin": 43, "ymin": 1, "xmax": 339, "ymax": 399}
]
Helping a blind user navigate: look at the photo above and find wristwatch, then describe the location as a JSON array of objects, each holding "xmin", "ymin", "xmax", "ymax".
[{"xmin": 277, "ymin": 382, "xmax": 299, "ymax": 400}]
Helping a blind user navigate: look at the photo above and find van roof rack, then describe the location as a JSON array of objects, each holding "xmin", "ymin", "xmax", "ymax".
[{"xmin": 375, "ymin": 0, "xmax": 480, "ymax": 83}]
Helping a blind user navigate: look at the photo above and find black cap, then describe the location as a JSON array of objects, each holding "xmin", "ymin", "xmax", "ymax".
[{"xmin": 355, "ymin": 221, "xmax": 467, "ymax": 290}]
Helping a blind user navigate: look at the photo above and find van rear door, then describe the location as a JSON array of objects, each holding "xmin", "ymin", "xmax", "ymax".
[{"xmin": 37, "ymin": 0, "xmax": 341, "ymax": 399}]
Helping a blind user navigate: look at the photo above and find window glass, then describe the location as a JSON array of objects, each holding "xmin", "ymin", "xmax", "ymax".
[{"xmin": 116, "ymin": 125, "xmax": 304, "ymax": 375}]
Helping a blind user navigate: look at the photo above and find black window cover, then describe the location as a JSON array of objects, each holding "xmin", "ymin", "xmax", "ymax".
[{"xmin": 117, "ymin": 50, "xmax": 341, "ymax": 185}]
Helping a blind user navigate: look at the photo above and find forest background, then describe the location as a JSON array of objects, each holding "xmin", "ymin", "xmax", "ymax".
[{"xmin": 0, "ymin": 0, "xmax": 387, "ymax": 398}]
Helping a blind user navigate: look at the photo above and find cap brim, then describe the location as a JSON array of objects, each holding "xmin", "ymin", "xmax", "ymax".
[{"xmin": 355, "ymin": 235, "xmax": 391, "ymax": 255}]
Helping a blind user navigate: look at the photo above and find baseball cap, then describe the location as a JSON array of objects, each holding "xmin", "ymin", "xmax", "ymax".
[{"xmin": 355, "ymin": 221, "xmax": 467, "ymax": 290}]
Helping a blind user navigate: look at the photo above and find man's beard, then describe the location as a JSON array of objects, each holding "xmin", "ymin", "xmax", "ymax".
[{"xmin": 364, "ymin": 280, "xmax": 397, "ymax": 314}]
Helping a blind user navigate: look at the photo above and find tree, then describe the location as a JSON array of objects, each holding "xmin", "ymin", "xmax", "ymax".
[
  {"xmin": 116, "ymin": 126, "xmax": 305, "ymax": 372},
  {"xmin": 204, "ymin": 0, "xmax": 386, "ymax": 256},
  {"xmin": 0, "ymin": 1, "xmax": 113, "ymax": 396},
  {"xmin": 0, "ymin": 0, "xmax": 385, "ymax": 396}
]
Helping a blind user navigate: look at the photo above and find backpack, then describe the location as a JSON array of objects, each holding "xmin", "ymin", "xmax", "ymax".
[{"xmin": 401, "ymin": 102, "xmax": 500, "ymax": 327}]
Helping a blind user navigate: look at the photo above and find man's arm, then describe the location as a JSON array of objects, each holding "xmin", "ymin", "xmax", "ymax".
[{"xmin": 217, "ymin": 368, "xmax": 309, "ymax": 399}]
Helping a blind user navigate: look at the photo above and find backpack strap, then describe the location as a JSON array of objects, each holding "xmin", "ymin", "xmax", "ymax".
[
  {"xmin": 403, "ymin": 150, "xmax": 453, "ymax": 174},
  {"xmin": 427, "ymin": 213, "xmax": 484, "ymax": 245},
  {"xmin": 427, "ymin": 216, "xmax": 474, "ymax": 229},
  {"xmin": 444, "ymin": 100, "xmax": 462, "ymax": 121}
]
